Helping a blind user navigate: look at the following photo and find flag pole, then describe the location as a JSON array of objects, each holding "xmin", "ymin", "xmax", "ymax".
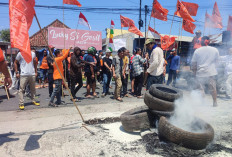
[
  {"xmin": 63, "ymin": 3, "xmax": 67, "ymax": 95},
  {"xmin": 177, "ymin": 18, "xmax": 181, "ymax": 54},
  {"xmin": 165, "ymin": 0, "xmax": 178, "ymax": 59},
  {"xmin": 34, "ymin": 14, "xmax": 94, "ymax": 135},
  {"xmin": 179, "ymin": 19, "xmax": 183, "ymax": 54},
  {"xmin": 74, "ymin": 14, "xmax": 79, "ymax": 47}
]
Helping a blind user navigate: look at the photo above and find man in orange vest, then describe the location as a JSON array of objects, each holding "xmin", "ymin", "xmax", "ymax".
[
  {"xmin": 192, "ymin": 30, "xmax": 202, "ymax": 50},
  {"xmin": 0, "ymin": 48, "xmax": 12, "ymax": 89}
]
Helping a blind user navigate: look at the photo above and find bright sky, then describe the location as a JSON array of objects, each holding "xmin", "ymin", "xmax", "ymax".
[{"xmin": 0, "ymin": 0, "xmax": 231, "ymax": 38}]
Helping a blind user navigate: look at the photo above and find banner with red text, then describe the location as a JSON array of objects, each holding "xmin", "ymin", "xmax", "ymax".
[{"xmin": 48, "ymin": 27, "xmax": 102, "ymax": 50}]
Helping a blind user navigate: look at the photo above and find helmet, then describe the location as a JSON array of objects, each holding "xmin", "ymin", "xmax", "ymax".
[{"xmin": 87, "ymin": 46, "xmax": 97, "ymax": 55}]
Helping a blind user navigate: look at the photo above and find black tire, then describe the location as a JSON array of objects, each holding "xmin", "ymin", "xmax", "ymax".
[
  {"xmin": 158, "ymin": 116, "xmax": 214, "ymax": 150},
  {"xmin": 150, "ymin": 110, "xmax": 174, "ymax": 117},
  {"xmin": 144, "ymin": 92, "xmax": 174, "ymax": 111},
  {"xmin": 149, "ymin": 84, "xmax": 183, "ymax": 102},
  {"xmin": 120, "ymin": 106, "xmax": 152, "ymax": 132}
]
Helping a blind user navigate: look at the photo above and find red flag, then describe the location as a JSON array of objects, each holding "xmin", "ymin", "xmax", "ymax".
[
  {"xmin": 9, "ymin": 0, "xmax": 35, "ymax": 63},
  {"xmin": 128, "ymin": 24, "xmax": 143, "ymax": 37},
  {"xmin": 175, "ymin": 0, "xmax": 195, "ymax": 22},
  {"xmin": 212, "ymin": 2, "xmax": 222, "ymax": 29},
  {"xmin": 63, "ymin": 0, "xmax": 82, "ymax": 7},
  {"xmin": 205, "ymin": 11, "xmax": 214, "ymax": 28},
  {"xmin": 78, "ymin": 12, "xmax": 91, "ymax": 29},
  {"xmin": 120, "ymin": 15, "xmax": 134, "ymax": 28},
  {"xmin": 227, "ymin": 16, "xmax": 232, "ymax": 36},
  {"xmin": 151, "ymin": 0, "xmax": 168, "ymax": 21},
  {"xmin": 182, "ymin": 19, "xmax": 196, "ymax": 34},
  {"xmin": 160, "ymin": 35, "xmax": 176, "ymax": 50},
  {"xmin": 181, "ymin": 1, "xmax": 199, "ymax": 16},
  {"xmin": 0, "ymin": 48, "xmax": 4, "ymax": 62},
  {"xmin": 148, "ymin": 26, "xmax": 161, "ymax": 37}
]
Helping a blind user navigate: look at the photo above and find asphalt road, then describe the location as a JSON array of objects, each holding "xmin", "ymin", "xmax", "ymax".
[{"xmin": 0, "ymin": 81, "xmax": 147, "ymax": 112}]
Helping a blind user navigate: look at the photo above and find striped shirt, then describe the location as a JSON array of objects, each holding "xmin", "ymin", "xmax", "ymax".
[{"xmin": 132, "ymin": 54, "xmax": 146, "ymax": 77}]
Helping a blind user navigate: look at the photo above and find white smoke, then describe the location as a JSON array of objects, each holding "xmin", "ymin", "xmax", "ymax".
[{"xmin": 169, "ymin": 90, "xmax": 210, "ymax": 133}]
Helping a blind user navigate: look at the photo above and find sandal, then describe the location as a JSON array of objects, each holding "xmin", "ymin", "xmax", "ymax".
[{"xmin": 116, "ymin": 98, "xmax": 123, "ymax": 102}]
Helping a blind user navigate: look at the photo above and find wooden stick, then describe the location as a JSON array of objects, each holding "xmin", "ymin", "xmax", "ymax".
[
  {"xmin": 143, "ymin": 7, "xmax": 152, "ymax": 54},
  {"xmin": 34, "ymin": 14, "xmax": 86, "ymax": 123},
  {"xmin": 5, "ymin": 86, "xmax": 9, "ymax": 100}
]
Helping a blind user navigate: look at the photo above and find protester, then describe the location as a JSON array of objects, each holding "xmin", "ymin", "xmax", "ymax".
[
  {"xmin": 121, "ymin": 47, "xmax": 131, "ymax": 97},
  {"xmin": 129, "ymin": 49, "xmax": 136, "ymax": 95},
  {"xmin": 48, "ymin": 48, "xmax": 70, "ymax": 107},
  {"xmin": 145, "ymin": 38, "xmax": 165, "ymax": 90},
  {"xmin": 47, "ymin": 47, "xmax": 54, "ymax": 97},
  {"xmin": 191, "ymin": 36, "xmax": 219, "ymax": 107},
  {"xmin": 39, "ymin": 50, "xmax": 49, "ymax": 88},
  {"xmin": 101, "ymin": 49, "xmax": 112, "ymax": 97},
  {"xmin": 14, "ymin": 50, "xmax": 40, "ymax": 110},
  {"xmin": 0, "ymin": 48, "xmax": 12, "ymax": 89},
  {"xmin": 84, "ymin": 46, "xmax": 98, "ymax": 98},
  {"xmin": 112, "ymin": 48, "xmax": 124, "ymax": 102},
  {"xmin": 225, "ymin": 48, "xmax": 232, "ymax": 99},
  {"xmin": 70, "ymin": 47, "xmax": 84, "ymax": 101},
  {"xmin": 192, "ymin": 30, "xmax": 202, "ymax": 50},
  {"xmin": 167, "ymin": 48, "xmax": 180, "ymax": 87},
  {"xmin": 132, "ymin": 48, "xmax": 148, "ymax": 98}
]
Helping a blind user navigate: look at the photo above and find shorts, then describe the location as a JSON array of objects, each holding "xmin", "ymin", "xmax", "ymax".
[
  {"xmin": 197, "ymin": 76, "xmax": 216, "ymax": 92},
  {"xmin": 85, "ymin": 73, "xmax": 96, "ymax": 85}
]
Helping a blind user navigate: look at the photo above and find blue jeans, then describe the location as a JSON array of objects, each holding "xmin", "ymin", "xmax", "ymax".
[
  {"xmin": 167, "ymin": 69, "xmax": 177, "ymax": 86},
  {"xmin": 146, "ymin": 74, "xmax": 164, "ymax": 90},
  {"xmin": 40, "ymin": 69, "xmax": 48, "ymax": 81},
  {"xmin": 103, "ymin": 73, "xmax": 111, "ymax": 93},
  {"xmin": 50, "ymin": 79, "xmax": 62, "ymax": 104}
]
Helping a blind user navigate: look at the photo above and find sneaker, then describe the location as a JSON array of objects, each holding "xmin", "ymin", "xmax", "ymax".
[
  {"xmin": 33, "ymin": 101, "xmax": 40, "ymax": 106},
  {"xmin": 101, "ymin": 93, "xmax": 105, "ymax": 97},
  {"xmin": 19, "ymin": 104, "xmax": 24, "ymax": 110},
  {"xmin": 56, "ymin": 102, "xmax": 66, "ymax": 105}
]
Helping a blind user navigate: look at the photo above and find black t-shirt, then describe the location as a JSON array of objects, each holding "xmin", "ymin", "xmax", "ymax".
[{"xmin": 102, "ymin": 57, "xmax": 112, "ymax": 74}]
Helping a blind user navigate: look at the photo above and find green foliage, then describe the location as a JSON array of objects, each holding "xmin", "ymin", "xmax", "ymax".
[{"xmin": 0, "ymin": 29, "xmax": 10, "ymax": 42}]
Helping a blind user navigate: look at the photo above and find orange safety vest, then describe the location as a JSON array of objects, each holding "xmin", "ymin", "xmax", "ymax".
[
  {"xmin": 193, "ymin": 37, "xmax": 202, "ymax": 49},
  {"xmin": 0, "ymin": 48, "xmax": 4, "ymax": 62}
]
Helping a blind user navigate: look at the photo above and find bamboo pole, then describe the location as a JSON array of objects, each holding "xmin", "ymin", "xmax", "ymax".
[
  {"xmin": 179, "ymin": 19, "xmax": 183, "ymax": 54},
  {"xmin": 5, "ymin": 86, "xmax": 9, "ymax": 100},
  {"xmin": 63, "ymin": 4, "xmax": 67, "ymax": 93},
  {"xmin": 34, "ymin": 14, "xmax": 94, "ymax": 134},
  {"xmin": 143, "ymin": 6, "xmax": 152, "ymax": 54}
]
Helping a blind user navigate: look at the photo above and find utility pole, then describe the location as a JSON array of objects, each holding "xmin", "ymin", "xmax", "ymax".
[
  {"xmin": 138, "ymin": 0, "xmax": 143, "ymax": 47},
  {"xmin": 144, "ymin": 5, "xmax": 148, "ymax": 43}
]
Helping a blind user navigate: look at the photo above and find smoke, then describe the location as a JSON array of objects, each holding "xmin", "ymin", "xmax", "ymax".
[{"xmin": 169, "ymin": 90, "xmax": 210, "ymax": 133}]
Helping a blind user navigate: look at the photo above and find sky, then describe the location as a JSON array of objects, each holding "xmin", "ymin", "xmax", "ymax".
[{"xmin": 0, "ymin": 0, "xmax": 231, "ymax": 38}]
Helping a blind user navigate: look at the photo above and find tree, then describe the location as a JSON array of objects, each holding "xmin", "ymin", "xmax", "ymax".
[{"xmin": 0, "ymin": 29, "xmax": 10, "ymax": 42}]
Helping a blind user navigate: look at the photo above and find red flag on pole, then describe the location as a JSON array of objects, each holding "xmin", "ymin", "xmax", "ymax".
[
  {"xmin": 175, "ymin": 0, "xmax": 195, "ymax": 22},
  {"xmin": 120, "ymin": 15, "xmax": 135, "ymax": 28},
  {"xmin": 160, "ymin": 35, "xmax": 176, "ymax": 50},
  {"xmin": 128, "ymin": 24, "xmax": 143, "ymax": 37},
  {"xmin": 0, "ymin": 48, "xmax": 4, "ymax": 62},
  {"xmin": 63, "ymin": 0, "xmax": 82, "ymax": 7},
  {"xmin": 181, "ymin": 1, "xmax": 199, "ymax": 16},
  {"xmin": 148, "ymin": 26, "xmax": 161, "ymax": 37},
  {"xmin": 9, "ymin": 0, "xmax": 35, "ymax": 63},
  {"xmin": 151, "ymin": 0, "xmax": 168, "ymax": 21},
  {"xmin": 212, "ymin": 2, "xmax": 222, "ymax": 29},
  {"xmin": 78, "ymin": 12, "xmax": 91, "ymax": 30},
  {"xmin": 205, "ymin": 11, "xmax": 214, "ymax": 28},
  {"xmin": 227, "ymin": 16, "xmax": 232, "ymax": 36},
  {"xmin": 182, "ymin": 19, "xmax": 196, "ymax": 34}
]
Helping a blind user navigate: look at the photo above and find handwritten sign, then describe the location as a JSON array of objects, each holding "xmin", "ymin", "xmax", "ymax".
[{"xmin": 48, "ymin": 27, "xmax": 102, "ymax": 50}]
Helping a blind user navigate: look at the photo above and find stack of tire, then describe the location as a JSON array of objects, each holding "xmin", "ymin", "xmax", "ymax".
[
  {"xmin": 120, "ymin": 84, "xmax": 183, "ymax": 132},
  {"xmin": 144, "ymin": 84, "xmax": 183, "ymax": 117}
]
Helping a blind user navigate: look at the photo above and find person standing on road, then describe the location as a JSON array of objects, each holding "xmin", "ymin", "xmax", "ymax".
[
  {"xmin": 191, "ymin": 36, "xmax": 219, "ymax": 107},
  {"xmin": 0, "ymin": 48, "xmax": 12, "ymax": 89},
  {"xmin": 70, "ymin": 47, "xmax": 84, "ymax": 102},
  {"xmin": 101, "ymin": 49, "xmax": 112, "ymax": 97},
  {"xmin": 167, "ymin": 48, "xmax": 180, "ymax": 87},
  {"xmin": 225, "ymin": 48, "xmax": 232, "ymax": 99},
  {"xmin": 145, "ymin": 38, "xmax": 165, "ymax": 90},
  {"xmin": 48, "ymin": 48, "xmax": 70, "ymax": 107},
  {"xmin": 14, "ymin": 50, "xmax": 40, "ymax": 110},
  {"xmin": 112, "ymin": 48, "xmax": 124, "ymax": 102},
  {"xmin": 132, "ymin": 48, "xmax": 148, "ymax": 98},
  {"xmin": 47, "ymin": 47, "xmax": 55, "ymax": 97}
]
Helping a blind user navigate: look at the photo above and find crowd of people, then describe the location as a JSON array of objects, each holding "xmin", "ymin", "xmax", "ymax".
[{"xmin": 1, "ymin": 32, "xmax": 232, "ymax": 110}]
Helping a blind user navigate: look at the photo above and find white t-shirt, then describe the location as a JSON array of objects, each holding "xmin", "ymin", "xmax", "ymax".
[
  {"xmin": 16, "ymin": 52, "xmax": 36, "ymax": 76},
  {"xmin": 191, "ymin": 46, "xmax": 219, "ymax": 77},
  {"xmin": 147, "ymin": 47, "xmax": 164, "ymax": 76}
]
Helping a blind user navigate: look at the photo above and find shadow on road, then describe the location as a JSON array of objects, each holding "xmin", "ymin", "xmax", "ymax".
[
  {"xmin": 24, "ymin": 132, "xmax": 45, "ymax": 151},
  {"xmin": 0, "ymin": 132, "xmax": 19, "ymax": 146}
]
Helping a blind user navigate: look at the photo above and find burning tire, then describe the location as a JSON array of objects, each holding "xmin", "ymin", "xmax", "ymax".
[
  {"xmin": 144, "ymin": 91, "xmax": 174, "ymax": 111},
  {"xmin": 149, "ymin": 84, "xmax": 183, "ymax": 102},
  {"xmin": 120, "ymin": 106, "xmax": 152, "ymax": 132},
  {"xmin": 158, "ymin": 116, "xmax": 214, "ymax": 150},
  {"xmin": 150, "ymin": 110, "xmax": 174, "ymax": 117}
]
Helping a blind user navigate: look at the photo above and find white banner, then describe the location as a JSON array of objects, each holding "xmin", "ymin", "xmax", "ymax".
[{"xmin": 113, "ymin": 38, "xmax": 127, "ymax": 51}]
